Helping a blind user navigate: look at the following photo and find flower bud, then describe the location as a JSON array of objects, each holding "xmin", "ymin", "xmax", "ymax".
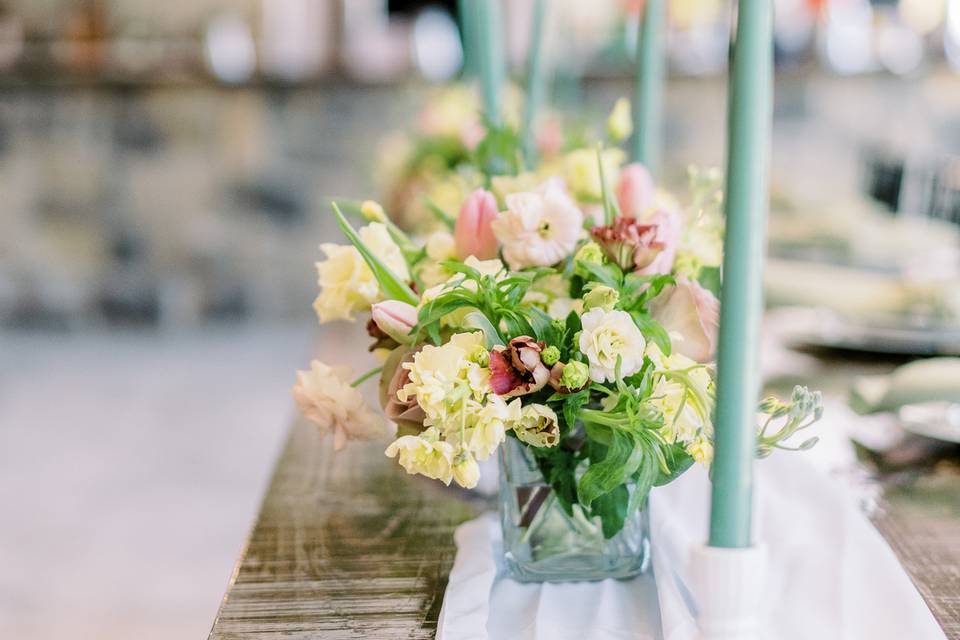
[
  {"xmin": 360, "ymin": 200, "xmax": 388, "ymax": 223},
  {"xmin": 455, "ymin": 189, "xmax": 500, "ymax": 260},
  {"xmin": 452, "ymin": 453, "xmax": 481, "ymax": 489},
  {"xmin": 541, "ymin": 345, "xmax": 561, "ymax": 366},
  {"xmin": 468, "ymin": 344, "xmax": 490, "ymax": 367},
  {"xmin": 558, "ymin": 360, "xmax": 589, "ymax": 391},
  {"xmin": 371, "ymin": 300, "xmax": 418, "ymax": 344},
  {"xmin": 616, "ymin": 163, "xmax": 654, "ymax": 219},
  {"xmin": 573, "ymin": 241, "xmax": 605, "ymax": 277},
  {"xmin": 583, "ymin": 285, "xmax": 619, "ymax": 311},
  {"xmin": 607, "ymin": 97, "xmax": 633, "ymax": 143}
]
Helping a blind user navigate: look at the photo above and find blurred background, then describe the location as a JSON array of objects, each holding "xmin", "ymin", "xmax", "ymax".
[{"xmin": 1, "ymin": 0, "xmax": 959, "ymax": 638}]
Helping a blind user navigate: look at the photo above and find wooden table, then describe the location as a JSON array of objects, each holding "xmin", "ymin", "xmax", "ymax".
[{"xmin": 207, "ymin": 417, "xmax": 486, "ymax": 639}]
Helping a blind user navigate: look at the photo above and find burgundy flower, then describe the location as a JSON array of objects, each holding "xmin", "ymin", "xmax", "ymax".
[
  {"xmin": 590, "ymin": 216, "xmax": 665, "ymax": 272},
  {"xmin": 489, "ymin": 336, "xmax": 551, "ymax": 397}
]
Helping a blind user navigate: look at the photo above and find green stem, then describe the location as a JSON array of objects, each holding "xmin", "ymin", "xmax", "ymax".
[{"xmin": 350, "ymin": 366, "xmax": 383, "ymax": 387}]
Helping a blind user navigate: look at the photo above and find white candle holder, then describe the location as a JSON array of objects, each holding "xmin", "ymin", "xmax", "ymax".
[{"xmin": 692, "ymin": 543, "xmax": 768, "ymax": 640}]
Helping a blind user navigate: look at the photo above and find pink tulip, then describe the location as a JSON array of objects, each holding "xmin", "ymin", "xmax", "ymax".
[
  {"xmin": 371, "ymin": 300, "xmax": 418, "ymax": 344},
  {"xmin": 455, "ymin": 189, "xmax": 500, "ymax": 260},
  {"xmin": 617, "ymin": 163, "xmax": 655, "ymax": 219},
  {"xmin": 650, "ymin": 277, "xmax": 720, "ymax": 363},
  {"xmin": 636, "ymin": 209, "xmax": 682, "ymax": 276}
]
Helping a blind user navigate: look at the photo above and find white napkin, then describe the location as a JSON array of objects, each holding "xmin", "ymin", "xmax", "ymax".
[{"xmin": 437, "ymin": 445, "xmax": 946, "ymax": 640}]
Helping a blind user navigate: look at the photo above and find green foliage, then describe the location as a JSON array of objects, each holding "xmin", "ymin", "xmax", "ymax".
[
  {"xmin": 698, "ymin": 266, "xmax": 722, "ymax": 298},
  {"xmin": 473, "ymin": 119, "xmax": 522, "ymax": 178},
  {"xmin": 330, "ymin": 203, "xmax": 418, "ymax": 306}
]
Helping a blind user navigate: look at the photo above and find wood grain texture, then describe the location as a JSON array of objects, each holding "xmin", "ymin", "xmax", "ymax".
[
  {"xmin": 208, "ymin": 418, "xmax": 486, "ymax": 639},
  {"xmin": 873, "ymin": 472, "xmax": 960, "ymax": 640}
]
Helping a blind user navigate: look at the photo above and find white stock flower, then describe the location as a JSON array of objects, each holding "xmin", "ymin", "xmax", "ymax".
[
  {"xmin": 385, "ymin": 427, "xmax": 455, "ymax": 484},
  {"xmin": 292, "ymin": 360, "xmax": 387, "ymax": 450},
  {"xmin": 399, "ymin": 332, "xmax": 490, "ymax": 426},
  {"xmin": 466, "ymin": 396, "xmax": 522, "ymax": 460},
  {"xmin": 452, "ymin": 453, "xmax": 481, "ymax": 488},
  {"xmin": 578, "ymin": 308, "xmax": 646, "ymax": 383},
  {"xmin": 645, "ymin": 343, "xmax": 715, "ymax": 446},
  {"xmin": 313, "ymin": 222, "xmax": 410, "ymax": 322},
  {"xmin": 491, "ymin": 180, "xmax": 583, "ymax": 270}
]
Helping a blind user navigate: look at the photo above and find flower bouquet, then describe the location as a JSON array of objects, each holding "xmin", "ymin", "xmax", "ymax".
[{"xmin": 294, "ymin": 100, "xmax": 822, "ymax": 583}]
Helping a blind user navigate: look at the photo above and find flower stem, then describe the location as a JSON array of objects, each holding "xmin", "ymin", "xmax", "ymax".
[{"xmin": 350, "ymin": 366, "xmax": 383, "ymax": 387}]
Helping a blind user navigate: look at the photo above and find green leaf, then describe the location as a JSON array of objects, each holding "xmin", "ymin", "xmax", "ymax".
[
  {"xmin": 653, "ymin": 442, "xmax": 695, "ymax": 486},
  {"xmin": 596, "ymin": 145, "xmax": 619, "ymax": 225},
  {"xmin": 577, "ymin": 427, "xmax": 644, "ymax": 508},
  {"xmin": 464, "ymin": 311, "xmax": 504, "ymax": 347},
  {"xmin": 526, "ymin": 306, "xmax": 556, "ymax": 344},
  {"xmin": 578, "ymin": 259, "xmax": 623, "ymax": 289},
  {"xmin": 698, "ymin": 266, "xmax": 722, "ymax": 298},
  {"xmin": 631, "ymin": 312, "xmax": 672, "ymax": 356},
  {"xmin": 331, "ymin": 203, "xmax": 418, "ymax": 306},
  {"xmin": 593, "ymin": 484, "xmax": 630, "ymax": 538}
]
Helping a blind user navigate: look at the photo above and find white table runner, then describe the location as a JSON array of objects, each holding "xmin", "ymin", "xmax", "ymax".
[{"xmin": 437, "ymin": 406, "xmax": 946, "ymax": 640}]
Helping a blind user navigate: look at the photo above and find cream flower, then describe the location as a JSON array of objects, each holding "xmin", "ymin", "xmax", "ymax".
[
  {"xmin": 491, "ymin": 180, "xmax": 583, "ymax": 270},
  {"xmin": 686, "ymin": 436, "xmax": 714, "ymax": 467},
  {"xmin": 426, "ymin": 230, "xmax": 457, "ymax": 261},
  {"xmin": 563, "ymin": 148, "xmax": 625, "ymax": 201},
  {"xmin": 466, "ymin": 396, "xmax": 522, "ymax": 460},
  {"xmin": 313, "ymin": 244, "xmax": 378, "ymax": 322},
  {"xmin": 385, "ymin": 427, "xmax": 455, "ymax": 484},
  {"xmin": 292, "ymin": 360, "xmax": 387, "ymax": 450},
  {"xmin": 313, "ymin": 223, "xmax": 410, "ymax": 323},
  {"xmin": 452, "ymin": 453, "xmax": 481, "ymax": 489},
  {"xmin": 399, "ymin": 332, "xmax": 490, "ymax": 425},
  {"xmin": 578, "ymin": 308, "xmax": 646, "ymax": 383},
  {"xmin": 645, "ymin": 344, "xmax": 715, "ymax": 445}
]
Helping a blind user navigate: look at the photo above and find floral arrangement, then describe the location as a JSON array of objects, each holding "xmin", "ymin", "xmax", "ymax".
[{"xmin": 295, "ymin": 99, "xmax": 822, "ymax": 538}]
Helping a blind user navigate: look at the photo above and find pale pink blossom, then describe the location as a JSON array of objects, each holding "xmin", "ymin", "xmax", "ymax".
[
  {"xmin": 636, "ymin": 209, "xmax": 682, "ymax": 276},
  {"xmin": 650, "ymin": 277, "xmax": 720, "ymax": 363},
  {"xmin": 491, "ymin": 180, "xmax": 583, "ymax": 270},
  {"xmin": 455, "ymin": 189, "xmax": 500, "ymax": 260},
  {"xmin": 617, "ymin": 163, "xmax": 655, "ymax": 219}
]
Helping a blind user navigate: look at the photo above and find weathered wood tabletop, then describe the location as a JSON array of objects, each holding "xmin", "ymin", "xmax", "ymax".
[
  {"xmin": 207, "ymin": 417, "xmax": 487, "ymax": 639},
  {"xmin": 208, "ymin": 414, "xmax": 960, "ymax": 639}
]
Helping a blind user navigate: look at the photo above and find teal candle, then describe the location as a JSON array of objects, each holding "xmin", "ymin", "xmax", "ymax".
[
  {"xmin": 521, "ymin": 0, "xmax": 548, "ymax": 168},
  {"xmin": 633, "ymin": 0, "xmax": 665, "ymax": 175},
  {"xmin": 458, "ymin": 0, "xmax": 479, "ymax": 78},
  {"xmin": 476, "ymin": 0, "xmax": 505, "ymax": 126},
  {"xmin": 708, "ymin": 0, "xmax": 773, "ymax": 549}
]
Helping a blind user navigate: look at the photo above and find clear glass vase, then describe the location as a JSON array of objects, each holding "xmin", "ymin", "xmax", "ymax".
[{"xmin": 498, "ymin": 436, "xmax": 651, "ymax": 583}]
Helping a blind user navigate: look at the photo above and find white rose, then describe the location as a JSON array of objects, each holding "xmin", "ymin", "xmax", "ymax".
[
  {"xmin": 292, "ymin": 360, "xmax": 388, "ymax": 450},
  {"xmin": 578, "ymin": 308, "xmax": 646, "ymax": 383},
  {"xmin": 491, "ymin": 180, "xmax": 583, "ymax": 270},
  {"xmin": 312, "ymin": 222, "xmax": 409, "ymax": 323}
]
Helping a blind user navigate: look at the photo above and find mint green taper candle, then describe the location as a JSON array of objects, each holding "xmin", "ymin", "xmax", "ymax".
[
  {"xmin": 632, "ymin": 0, "xmax": 665, "ymax": 175},
  {"xmin": 476, "ymin": 0, "xmax": 505, "ymax": 125},
  {"xmin": 521, "ymin": 0, "xmax": 548, "ymax": 168},
  {"xmin": 458, "ymin": 0, "xmax": 479, "ymax": 78},
  {"xmin": 708, "ymin": 0, "xmax": 773, "ymax": 549}
]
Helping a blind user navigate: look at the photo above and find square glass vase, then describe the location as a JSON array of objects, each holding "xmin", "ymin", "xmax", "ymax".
[{"xmin": 497, "ymin": 436, "xmax": 651, "ymax": 583}]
